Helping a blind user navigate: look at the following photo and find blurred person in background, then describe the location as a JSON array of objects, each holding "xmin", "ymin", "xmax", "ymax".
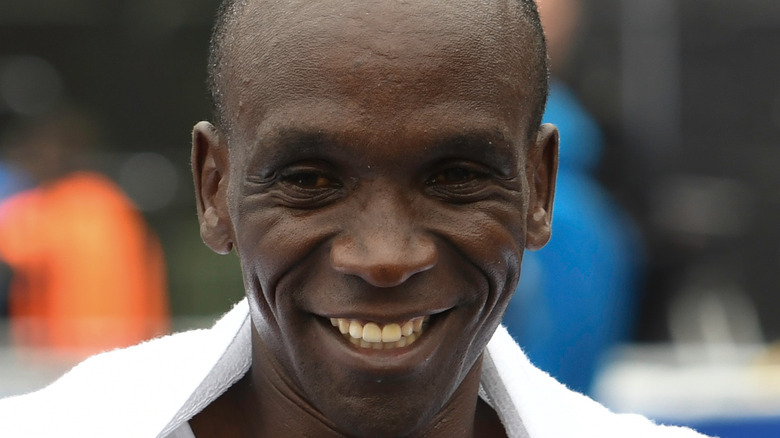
[
  {"xmin": 0, "ymin": 109, "xmax": 169, "ymax": 358},
  {"xmin": 502, "ymin": 0, "xmax": 644, "ymax": 395}
]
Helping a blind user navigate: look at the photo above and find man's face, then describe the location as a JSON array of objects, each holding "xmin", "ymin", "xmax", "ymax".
[{"xmin": 195, "ymin": 0, "xmax": 556, "ymax": 435}]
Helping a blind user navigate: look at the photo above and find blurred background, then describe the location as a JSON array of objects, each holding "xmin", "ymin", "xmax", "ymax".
[{"xmin": 0, "ymin": 0, "xmax": 778, "ymax": 436}]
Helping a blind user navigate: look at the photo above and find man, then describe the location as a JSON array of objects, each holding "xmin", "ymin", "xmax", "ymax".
[{"xmin": 0, "ymin": 0, "xmax": 708, "ymax": 436}]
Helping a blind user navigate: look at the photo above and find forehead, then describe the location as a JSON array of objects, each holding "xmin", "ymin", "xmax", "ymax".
[{"xmin": 223, "ymin": 0, "xmax": 537, "ymax": 148}]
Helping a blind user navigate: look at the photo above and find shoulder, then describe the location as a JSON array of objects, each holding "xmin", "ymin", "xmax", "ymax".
[
  {"xmin": 0, "ymin": 328, "xmax": 215, "ymax": 436},
  {"xmin": 0, "ymin": 299, "xmax": 251, "ymax": 437},
  {"xmin": 486, "ymin": 326, "xmax": 711, "ymax": 438}
]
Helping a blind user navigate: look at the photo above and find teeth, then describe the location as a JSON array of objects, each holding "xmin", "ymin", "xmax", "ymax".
[
  {"xmin": 413, "ymin": 317, "xmax": 424, "ymax": 333},
  {"xmin": 329, "ymin": 316, "xmax": 430, "ymax": 350},
  {"xmin": 349, "ymin": 320, "xmax": 363, "ymax": 339},
  {"xmin": 401, "ymin": 321, "xmax": 414, "ymax": 337},
  {"xmin": 338, "ymin": 319, "xmax": 350, "ymax": 334},
  {"xmin": 382, "ymin": 323, "xmax": 402, "ymax": 342},
  {"xmin": 362, "ymin": 323, "xmax": 382, "ymax": 343}
]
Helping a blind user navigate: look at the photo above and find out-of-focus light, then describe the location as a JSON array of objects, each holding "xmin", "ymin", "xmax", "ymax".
[
  {"xmin": 118, "ymin": 152, "xmax": 179, "ymax": 212},
  {"xmin": 0, "ymin": 56, "xmax": 62, "ymax": 116}
]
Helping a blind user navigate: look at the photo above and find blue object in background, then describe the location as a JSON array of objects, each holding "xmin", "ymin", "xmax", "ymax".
[
  {"xmin": 0, "ymin": 162, "xmax": 31, "ymax": 205},
  {"xmin": 681, "ymin": 417, "xmax": 780, "ymax": 438},
  {"xmin": 503, "ymin": 81, "xmax": 643, "ymax": 395},
  {"xmin": 0, "ymin": 161, "xmax": 32, "ymax": 317}
]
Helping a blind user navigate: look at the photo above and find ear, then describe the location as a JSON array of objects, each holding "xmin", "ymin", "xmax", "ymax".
[
  {"xmin": 525, "ymin": 123, "xmax": 559, "ymax": 250},
  {"xmin": 192, "ymin": 121, "xmax": 234, "ymax": 255}
]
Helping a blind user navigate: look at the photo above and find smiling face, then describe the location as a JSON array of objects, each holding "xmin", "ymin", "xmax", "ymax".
[{"xmin": 193, "ymin": 0, "xmax": 557, "ymax": 435}]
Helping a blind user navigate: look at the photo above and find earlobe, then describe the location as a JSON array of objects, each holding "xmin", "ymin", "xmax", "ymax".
[
  {"xmin": 526, "ymin": 206, "xmax": 552, "ymax": 250},
  {"xmin": 200, "ymin": 206, "xmax": 234, "ymax": 255},
  {"xmin": 192, "ymin": 121, "xmax": 234, "ymax": 255},
  {"xmin": 525, "ymin": 123, "xmax": 559, "ymax": 250}
]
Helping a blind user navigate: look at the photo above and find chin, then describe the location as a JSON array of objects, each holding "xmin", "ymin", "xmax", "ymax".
[{"xmin": 302, "ymin": 349, "xmax": 478, "ymax": 438}]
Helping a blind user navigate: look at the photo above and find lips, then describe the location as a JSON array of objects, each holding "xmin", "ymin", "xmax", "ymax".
[
  {"xmin": 310, "ymin": 306, "xmax": 459, "ymax": 379},
  {"xmin": 329, "ymin": 316, "xmax": 429, "ymax": 349}
]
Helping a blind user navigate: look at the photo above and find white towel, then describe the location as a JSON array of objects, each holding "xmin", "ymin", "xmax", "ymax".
[
  {"xmin": 483, "ymin": 325, "xmax": 711, "ymax": 438},
  {"xmin": 0, "ymin": 300, "xmax": 250, "ymax": 438},
  {"xmin": 0, "ymin": 300, "xmax": 710, "ymax": 438}
]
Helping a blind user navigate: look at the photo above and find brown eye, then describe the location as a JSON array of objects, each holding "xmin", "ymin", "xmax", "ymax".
[
  {"xmin": 427, "ymin": 167, "xmax": 480, "ymax": 185},
  {"xmin": 283, "ymin": 171, "xmax": 340, "ymax": 189}
]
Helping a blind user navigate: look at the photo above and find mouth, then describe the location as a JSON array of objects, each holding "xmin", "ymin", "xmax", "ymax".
[
  {"xmin": 328, "ymin": 316, "xmax": 429, "ymax": 350},
  {"xmin": 311, "ymin": 307, "xmax": 456, "ymax": 376}
]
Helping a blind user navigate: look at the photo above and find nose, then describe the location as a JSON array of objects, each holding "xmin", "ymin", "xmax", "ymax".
[{"xmin": 330, "ymin": 198, "xmax": 437, "ymax": 288}]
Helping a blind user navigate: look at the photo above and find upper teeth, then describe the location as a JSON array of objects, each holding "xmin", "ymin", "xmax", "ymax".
[{"xmin": 329, "ymin": 317, "xmax": 427, "ymax": 349}]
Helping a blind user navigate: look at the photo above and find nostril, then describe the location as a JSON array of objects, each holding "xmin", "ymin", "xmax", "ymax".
[
  {"xmin": 331, "ymin": 251, "xmax": 424, "ymax": 288},
  {"xmin": 365, "ymin": 264, "xmax": 420, "ymax": 288},
  {"xmin": 330, "ymin": 235, "xmax": 437, "ymax": 287}
]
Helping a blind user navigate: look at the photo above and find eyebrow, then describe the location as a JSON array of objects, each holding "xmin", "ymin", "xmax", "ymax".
[
  {"xmin": 246, "ymin": 126, "xmax": 520, "ymax": 175},
  {"xmin": 431, "ymin": 131, "xmax": 520, "ymax": 168},
  {"xmin": 245, "ymin": 128, "xmax": 338, "ymax": 175}
]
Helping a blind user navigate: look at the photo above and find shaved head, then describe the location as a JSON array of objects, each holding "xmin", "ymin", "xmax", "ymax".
[{"xmin": 207, "ymin": 0, "xmax": 548, "ymax": 140}]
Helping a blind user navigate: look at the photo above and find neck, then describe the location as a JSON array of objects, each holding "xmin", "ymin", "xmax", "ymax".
[
  {"xmin": 246, "ymin": 345, "xmax": 346, "ymax": 437},
  {"xmin": 248, "ymin": 334, "xmax": 487, "ymax": 437},
  {"xmin": 192, "ymin": 329, "xmax": 497, "ymax": 438}
]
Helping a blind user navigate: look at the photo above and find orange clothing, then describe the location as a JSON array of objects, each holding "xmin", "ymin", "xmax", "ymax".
[{"xmin": 0, "ymin": 172, "xmax": 169, "ymax": 356}]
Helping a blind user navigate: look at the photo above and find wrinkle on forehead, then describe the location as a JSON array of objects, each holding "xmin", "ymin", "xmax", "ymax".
[{"xmin": 221, "ymin": 0, "xmax": 536, "ymax": 135}]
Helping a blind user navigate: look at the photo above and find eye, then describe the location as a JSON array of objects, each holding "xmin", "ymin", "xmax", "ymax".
[
  {"xmin": 424, "ymin": 162, "xmax": 496, "ymax": 203},
  {"xmin": 274, "ymin": 166, "xmax": 345, "ymax": 208},
  {"xmin": 282, "ymin": 171, "xmax": 339, "ymax": 189}
]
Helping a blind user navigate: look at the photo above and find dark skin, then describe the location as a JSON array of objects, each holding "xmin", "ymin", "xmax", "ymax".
[{"xmin": 191, "ymin": 0, "xmax": 558, "ymax": 436}]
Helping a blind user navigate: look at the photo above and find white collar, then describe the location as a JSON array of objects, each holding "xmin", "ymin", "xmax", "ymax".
[{"xmin": 160, "ymin": 299, "xmax": 531, "ymax": 437}]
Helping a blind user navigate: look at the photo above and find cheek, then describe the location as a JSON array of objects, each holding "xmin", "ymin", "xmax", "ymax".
[
  {"xmin": 439, "ymin": 201, "xmax": 526, "ymax": 354},
  {"xmin": 438, "ymin": 201, "xmax": 526, "ymax": 293},
  {"xmin": 232, "ymin": 202, "xmax": 341, "ymax": 319},
  {"xmin": 438, "ymin": 206, "xmax": 526, "ymax": 388}
]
